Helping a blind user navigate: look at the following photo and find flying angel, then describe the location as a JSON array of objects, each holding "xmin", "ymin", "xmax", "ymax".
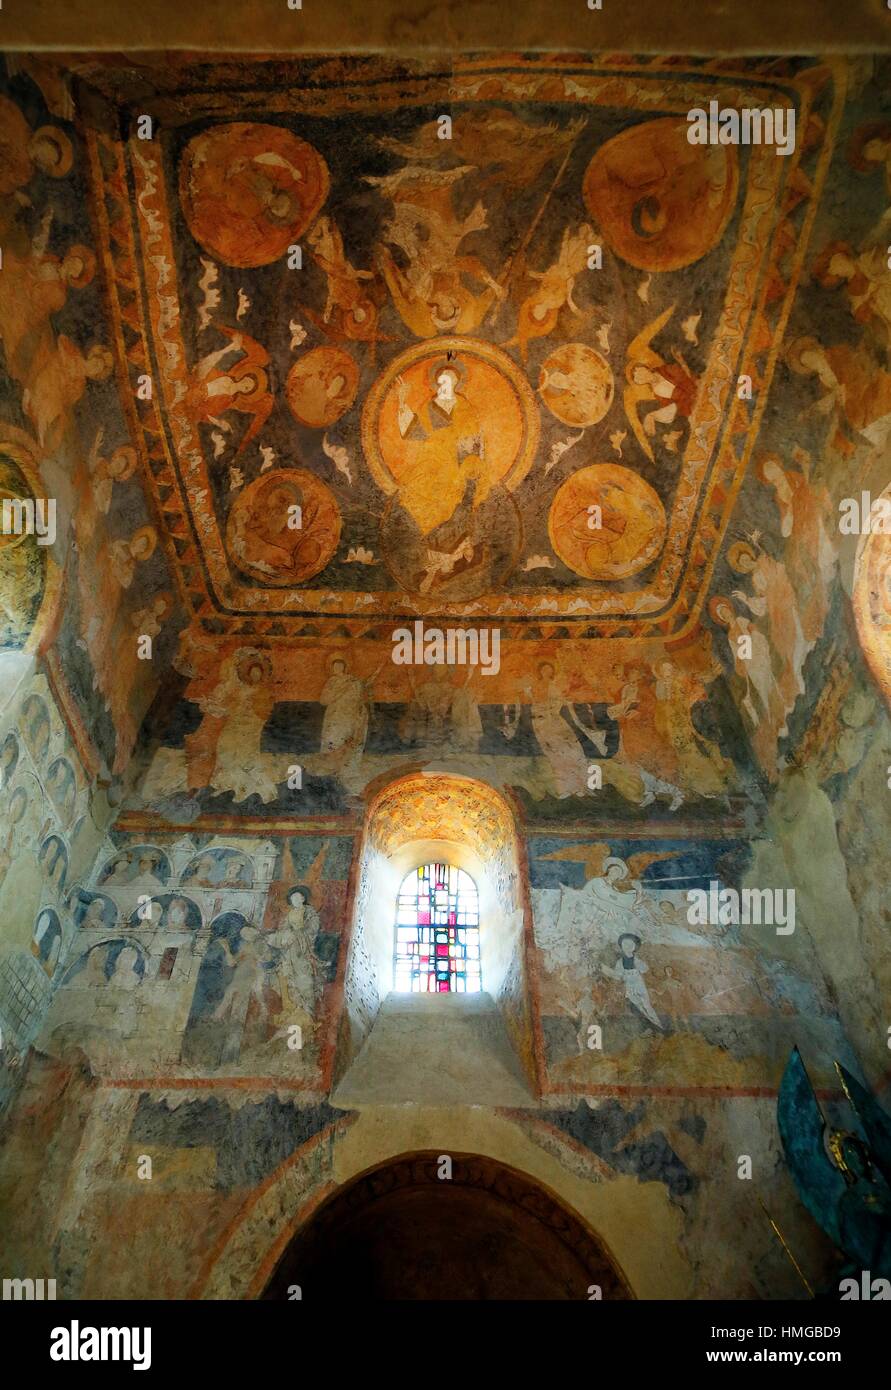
[{"xmin": 624, "ymin": 305, "xmax": 698, "ymax": 462}]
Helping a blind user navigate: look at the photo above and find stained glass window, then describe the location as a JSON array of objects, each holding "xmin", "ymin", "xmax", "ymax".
[{"xmin": 393, "ymin": 862, "xmax": 481, "ymax": 993}]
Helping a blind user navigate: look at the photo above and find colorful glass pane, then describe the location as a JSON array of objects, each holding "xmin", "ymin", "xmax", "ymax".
[{"xmin": 393, "ymin": 861, "xmax": 481, "ymax": 993}]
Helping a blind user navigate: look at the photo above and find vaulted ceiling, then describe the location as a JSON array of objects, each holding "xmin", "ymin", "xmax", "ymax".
[
  {"xmin": 1, "ymin": 51, "xmax": 888, "ymax": 822},
  {"xmin": 80, "ymin": 56, "xmax": 827, "ymax": 640}
]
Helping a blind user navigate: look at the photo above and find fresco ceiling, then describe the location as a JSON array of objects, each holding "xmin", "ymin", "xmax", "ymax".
[
  {"xmin": 81, "ymin": 54, "xmax": 837, "ymax": 639},
  {"xmin": 1, "ymin": 50, "xmax": 889, "ymax": 827}
]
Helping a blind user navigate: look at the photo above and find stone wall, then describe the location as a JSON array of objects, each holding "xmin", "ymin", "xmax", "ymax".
[{"xmin": 0, "ymin": 800, "xmax": 860, "ymax": 1298}]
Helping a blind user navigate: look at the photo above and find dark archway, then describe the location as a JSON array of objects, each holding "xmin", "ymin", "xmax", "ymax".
[{"xmin": 262, "ymin": 1151, "xmax": 632, "ymax": 1301}]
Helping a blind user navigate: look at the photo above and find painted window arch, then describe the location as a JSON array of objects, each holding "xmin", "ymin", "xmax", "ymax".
[{"xmin": 393, "ymin": 861, "xmax": 481, "ymax": 993}]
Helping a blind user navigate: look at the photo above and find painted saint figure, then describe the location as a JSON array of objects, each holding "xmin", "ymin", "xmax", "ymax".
[
  {"xmin": 79, "ymin": 527, "xmax": 158, "ymax": 719},
  {"xmin": 394, "ymin": 358, "xmax": 493, "ymax": 537},
  {"xmin": 78, "ymin": 895, "xmax": 116, "ymax": 931},
  {"xmin": 709, "ymin": 594, "xmax": 791, "ymax": 779},
  {"xmin": 266, "ymin": 886, "xmax": 324, "ymax": 1026},
  {"xmin": 813, "ymin": 239, "xmax": 891, "ymax": 352},
  {"xmin": 0, "ymin": 219, "xmax": 96, "ymax": 390},
  {"xmin": 512, "ymin": 661, "xmax": 607, "ymax": 799},
  {"xmin": 400, "ymin": 667, "xmax": 455, "ymax": 749},
  {"xmin": 450, "ymin": 669, "xmax": 484, "ymax": 754},
  {"xmin": 46, "ymin": 757, "xmax": 77, "ymax": 823},
  {"xmin": 32, "ymin": 908, "xmax": 62, "ymax": 977},
  {"xmin": 185, "ymin": 327, "xmax": 274, "ymax": 455},
  {"xmin": 601, "ymin": 932, "xmax": 665, "ymax": 1031},
  {"xmin": 196, "ymin": 649, "xmax": 279, "ymax": 804},
  {"xmin": 131, "ymin": 850, "xmax": 167, "ymax": 895},
  {"xmin": 22, "ymin": 336, "xmax": 113, "ymax": 452},
  {"xmin": 757, "ymin": 452, "xmax": 835, "ymax": 645},
  {"xmin": 88, "ymin": 432, "xmax": 138, "ymax": 516},
  {"xmin": 22, "ymin": 695, "xmax": 51, "ymax": 760},
  {"xmin": 101, "ymin": 852, "xmax": 135, "ymax": 888},
  {"xmin": 304, "ymin": 219, "xmax": 381, "ymax": 350},
  {"xmin": 72, "ymin": 946, "xmax": 110, "ymax": 989},
  {"xmin": 209, "ymin": 925, "xmax": 278, "ymax": 1063},
  {"xmin": 319, "ymin": 655, "xmax": 382, "ymax": 786},
  {"xmin": 184, "ymin": 854, "xmax": 219, "ymax": 888},
  {"xmin": 0, "ymin": 95, "xmax": 73, "ymax": 223},
  {"xmin": 786, "ymin": 334, "xmax": 891, "ymax": 456},
  {"xmin": 0, "ymin": 733, "xmax": 19, "ymax": 789},
  {"xmin": 652, "ymin": 660, "xmax": 733, "ymax": 799},
  {"xmin": 728, "ymin": 536, "xmax": 807, "ymax": 719}
]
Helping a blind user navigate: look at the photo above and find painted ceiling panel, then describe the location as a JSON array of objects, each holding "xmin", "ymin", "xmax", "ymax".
[
  {"xmin": 83, "ymin": 57, "xmax": 838, "ymax": 639},
  {"xmin": 0, "ymin": 52, "xmax": 888, "ymax": 824}
]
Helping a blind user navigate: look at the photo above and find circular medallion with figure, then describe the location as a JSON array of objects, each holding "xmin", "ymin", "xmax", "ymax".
[
  {"xmin": 583, "ymin": 117, "xmax": 738, "ymax": 272},
  {"xmin": 285, "ymin": 346, "xmax": 359, "ymax": 429},
  {"xmin": 362, "ymin": 337, "xmax": 539, "ymax": 536},
  {"xmin": 548, "ymin": 463, "xmax": 667, "ymax": 581},
  {"xmin": 538, "ymin": 343, "xmax": 614, "ymax": 428},
  {"xmin": 179, "ymin": 122, "xmax": 330, "ymax": 268},
  {"xmin": 226, "ymin": 469, "xmax": 341, "ymax": 586}
]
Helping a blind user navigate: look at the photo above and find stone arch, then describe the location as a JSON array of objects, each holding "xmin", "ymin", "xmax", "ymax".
[
  {"xmin": 262, "ymin": 1151, "xmax": 632, "ymax": 1301},
  {"xmin": 189, "ymin": 1104, "xmax": 686, "ymax": 1300}
]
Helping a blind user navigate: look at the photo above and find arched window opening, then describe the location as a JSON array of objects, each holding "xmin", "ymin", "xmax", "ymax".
[{"xmin": 394, "ymin": 862, "xmax": 481, "ymax": 993}]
